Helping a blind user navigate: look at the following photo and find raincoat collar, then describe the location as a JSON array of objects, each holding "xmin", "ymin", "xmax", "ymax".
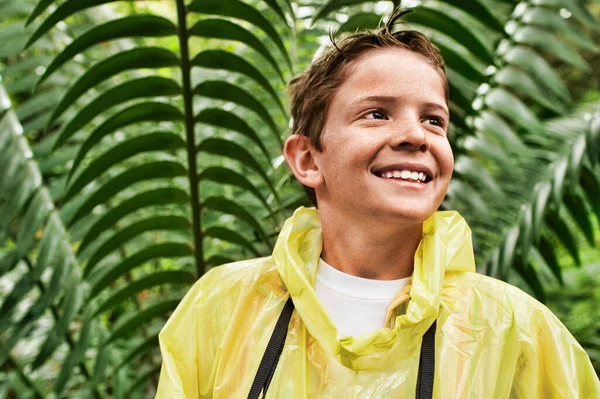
[{"xmin": 273, "ymin": 207, "xmax": 476, "ymax": 370}]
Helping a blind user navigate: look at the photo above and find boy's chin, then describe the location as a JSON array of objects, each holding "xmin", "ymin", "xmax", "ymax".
[{"xmin": 373, "ymin": 202, "xmax": 439, "ymax": 223}]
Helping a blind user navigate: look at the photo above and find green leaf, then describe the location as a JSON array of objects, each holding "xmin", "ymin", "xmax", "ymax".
[
  {"xmin": 200, "ymin": 166, "xmax": 276, "ymax": 216},
  {"xmin": 67, "ymin": 102, "xmax": 183, "ymax": 182},
  {"xmin": 32, "ymin": 276, "xmax": 85, "ymax": 370},
  {"xmin": 123, "ymin": 364, "xmax": 162, "ymax": 398},
  {"xmin": 437, "ymin": 42, "xmax": 485, "ymax": 83},
  {"xmin": 563, "ymin": 192, "xmax": 594, "ymax": 246},
  {"xmin": 0, "ymin": 273, "xmax": 35, "ymax": 327},
  {"xmin": 1, "ymin": 55, "xmax": 52, "ymax": 79},
  {"xmin": 0, "ymin": 164, "xmax": 40, "ymax": 235},
  {"xmin": 504, "ymin": 46, "xmax": 571, "ymax": 103},
  {"xmin": 15, "ymin": 89, "xmax": 63, "ymax": 122},
  {"xmin": 484, "ymin": 88, "xmax": 544, "ymax": 135},
  {"xmin": 552, "ymin": 158, "xmax": 568, "ymax": 208},
  {"xmin": 83, "ymin": 215, "xmax": 190, "ymax": 275},
  {"xmin": 474, "ymin": 111, "xmax": 528, "ymax": 154},
  {"xmin": 15, "ymin": 190, "xmax": 52, "ymax": 257},
  {"xmin": 403, "ymin": 6, "xmax": 493, "ymax": 65},
  {"xmin": 77, "ymin": 188, "xmax": 189, "ymax": 254},
  {"xmin": 531, "ymin": 181, "xmax": 551, "ymax": 239},
  {"xmin": 494, "ymin": 66, "xmax": 566, "ymax": 114},
  {"xmin": 25, "ymin": 0, "xmax": 157, "ymax": 49},
  {"xmin": 47, "ymin": 47, "xmax": 179, "ymax": 124},
  {"xmin": 195, "ymin": 108, "xmax": 271, "ymax": 162},
  {"xmin": 113, "ymin": 334, "xmax": 158, "ymax": 373},
  {"xmin": 197, "ymin": 138, "xmax": 277, "ymax": 201},
  {"xmin": 188, "ymin": 0, "xmax": 291, "ymax": 70},
  {"xmin": 68, "ymin": 160, "xmax": 187, "ymax": 226},
  {"xmin": 585, "ymin": 113, "xmax": 600, "ymax": 164},
  {"xmin": 92, "ymin": 271, "xmax": 193, "ymax": 316},
  {"xmin": 546, "ymin": 213, "xmax": 580, "ymax": 266},
  {"xmin": 54, "ymin": 316, "xmax": 94, "ymax": 395},
  {"xmin": 89, "ymin": 243, "xmax": 192, "ymax": 298},
  {"xmin": 519, "ymin": 205, "xmax": 533, "ymax": 265},
  {"xmin": 513, "ymin": 258, "xmax": 546, "ymax": 302},
  {"xmin": 532, "ymin": 241, "xmax": 562, "ymax": 284},
  {"xmin": 26, "ymin": 0, "xmax": 56, "ymax": 25},
  {"xmin": 105, "ymin": 299, "xmax": 179, "ymax": 344},
  {"xmin": 203, "ymin": 196, "xmax": 270, "ymax": 245},
  {"xmin": 568, "ymin": 134, "xmax": 586, "ymax": 184},
  {"xmin": 1, "ymin": 1, "xmax": 31, "ymax": 20},
  {"xmin": 205, "ymin": 255, "xmax": 236, "ymax": 268},
  {"xmin": 194, "ymin": 81, "xmax": 281, "ymax": 145},
  {"xmin": 442, "ymin": 0, "xmax": 503, "ymax": 32},
  {"xmin": 204, "ymin": 225, "xmax": 261, "ymax": 257},
  {"xmin": 0, "ymin": 251, "xmax": 18, "ymax": 276},
  {"xmin": 65, "ymin": 132, "xmax": 185, "ymax": 202},
  {"xmin": 5, "ymin": 75, "xmax": 38, "ymax": 95},
  {"xmin": 534, "ymin": 0, "xmax": 600, "ymax": 31},
  {"xmin": 0, "ymin": 24, "xmax": 29, "ymax": 60},
  {"xmin": 522, "ymin": 7, "xmax": 598, "ymax": 52},
  {"xmin": 579, "ymin": 166, "xmax": 600, "ymax": 225},
  {"xmin": 37, "ymin": 15, "xmax": 177, "ymax": 84},
  {"xmin": 261, "ymin": 0, "xmax": 289, "ymax": 27},
  {"xmin": 497, "ymin": 225, "xmax": 519, "ymax": 280},
  {"xmin": 189, "ymin": 18, "xmax": 284, "ymax": 81},
  {"xmin": 337, "ymin": 12, "xmax": 381, "ymax": 34},
  {"xmin": 53, "ymin": 77, "xmax": 181, "ymax": 150},
  {"xmin": 513, "ymin": 26, "xmax": 589, "ymax": 70},
  {"xmin": 3, "ymin": 252, "xmax": 68, "ymax": 358},
  {"xmin": 8, "ymin": 221, "xmax": 71, "ymax": 339},
  {"xmin": 448, "ymin": 81, "xmax": 474, "ymax": 116},
  {"xmin": 312, "ymin": 0, "xmax": 377, "ymax": 22},
  {"xmin": 191, "ymin": 50, "xmax": 285, "ymax": 114}
]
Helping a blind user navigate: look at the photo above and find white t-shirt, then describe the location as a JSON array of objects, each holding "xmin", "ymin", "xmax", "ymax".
[{"xmin": 315, "ymin": 258, "xmax": 410, "ymax": 337}]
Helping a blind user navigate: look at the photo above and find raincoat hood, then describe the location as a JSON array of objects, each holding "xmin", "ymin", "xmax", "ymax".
[{"xmin": 274, "ymin": 207, "xmax": 475, "ymax": 370}]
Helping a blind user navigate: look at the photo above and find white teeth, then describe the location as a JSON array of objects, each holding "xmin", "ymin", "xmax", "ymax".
[{"xmin": 378, "ymin": 169, "xmax": 428, "ymax": 182}]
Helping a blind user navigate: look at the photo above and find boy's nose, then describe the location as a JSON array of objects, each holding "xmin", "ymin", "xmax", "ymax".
[{"xmin": 390, "ymin": 119, "xmax": 429, "ymax": 152}]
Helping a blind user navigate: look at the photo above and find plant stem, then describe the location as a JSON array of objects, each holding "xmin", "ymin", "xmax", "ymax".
[{"xmin": 175, "ymin": 0, "xmax": 204, "ymax": 278}]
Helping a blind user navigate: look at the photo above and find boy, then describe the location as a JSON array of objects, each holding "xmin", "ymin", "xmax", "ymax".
[{"xmin": 156, "ymin": 9, "xmax": 599, "ymax": 398}]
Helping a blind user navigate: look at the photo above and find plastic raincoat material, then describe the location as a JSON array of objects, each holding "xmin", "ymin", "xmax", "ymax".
[{"xmin": 156, "ymin": 207, "xmax": 600, "ymax": 398}]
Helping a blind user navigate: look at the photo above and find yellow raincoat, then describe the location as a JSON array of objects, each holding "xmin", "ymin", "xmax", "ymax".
[{"xmin": 157, "ymin": 207, "xmax": 599, "ymax": 398}]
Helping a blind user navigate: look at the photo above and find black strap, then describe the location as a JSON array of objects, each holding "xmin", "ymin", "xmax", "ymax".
[
  {"xmin": 416, "ymin": 320, "xmax": 437, "ymax": 399},
  {"xmin": 248, "ymin": 300, "xmax": 436, "ymax": 399},
  {"xmin": 247, "ymin": 297, "xmax": 295, "ymax": 399}
]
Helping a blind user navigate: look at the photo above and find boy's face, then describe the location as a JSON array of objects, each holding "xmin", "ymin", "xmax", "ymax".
[{"xmin": 313, "ymin": 47, "xmax": 453, "ymax": 224}]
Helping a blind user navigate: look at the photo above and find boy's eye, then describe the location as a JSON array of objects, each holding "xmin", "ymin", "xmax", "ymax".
[
  {"xmin": 424, "ymin": 116, "xmax": 445, "ymax": 127},
  {"xmin": 364, "ymin": 110, "xmax": 387, "ymax": 120}
]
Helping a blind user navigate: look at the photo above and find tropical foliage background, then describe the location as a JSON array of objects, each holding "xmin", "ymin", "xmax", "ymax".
[{"xmin": 0, "ymin": 0, "xmax": 599, "ymax": 396}]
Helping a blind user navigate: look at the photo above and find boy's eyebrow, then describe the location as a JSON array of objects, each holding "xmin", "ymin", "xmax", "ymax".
[
  {"xmin": 350, "ymin": 95, "xmax": 397, "ymax": 107},
  {"xmin": 349, "ymin": 95, "xmax": 449, "ymax": 117}
]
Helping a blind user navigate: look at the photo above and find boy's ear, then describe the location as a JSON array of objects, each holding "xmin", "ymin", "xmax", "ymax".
[{"xmin": 283, "ymin": 134, "xmax": 324, "ymax": 189}]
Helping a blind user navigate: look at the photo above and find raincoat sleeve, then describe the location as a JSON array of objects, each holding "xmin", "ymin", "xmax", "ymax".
[
  {"xmin": 156, "ymin": 267, "xmax": 227, "ymax": 399},
  {"xmin": 156, "ymin": 278, "xmax": 203, "ymax": 399},
  {"xmin": 511, "ymin": 299, "xmax": 600, "ymax": 398}
]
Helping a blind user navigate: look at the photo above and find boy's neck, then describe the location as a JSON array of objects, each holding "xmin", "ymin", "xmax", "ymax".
[{"xmin": 318, "ymin": 208, "xmax": 423, "ymax": 281}]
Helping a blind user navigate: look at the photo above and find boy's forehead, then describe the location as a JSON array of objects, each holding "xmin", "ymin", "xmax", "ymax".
[{"xmin": 335, "ymin": 47, "xmax": 448, "ymax": 107}]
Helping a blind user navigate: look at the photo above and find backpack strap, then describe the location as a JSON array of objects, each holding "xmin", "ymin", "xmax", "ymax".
[
  {"xmin": 248, "ymin": 299, "xmax": 436, "ymax": 399},
  {"xmin": 416, "ymin": 320, "xmax": 437, "ymax": 399},
  {"xmin": 247, "ymin": 297, "xmax": 295, "ymax": 399}
]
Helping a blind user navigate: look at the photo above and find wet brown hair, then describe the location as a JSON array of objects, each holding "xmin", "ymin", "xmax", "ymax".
[{"xmin": 287, "ymin": 8, "xmax": 448, "ymax": 206}]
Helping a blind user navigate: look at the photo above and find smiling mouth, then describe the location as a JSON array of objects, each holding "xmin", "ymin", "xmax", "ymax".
[{"xmin": 373, "ymin": 169, "xmax": 432, "ymax": 183}]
